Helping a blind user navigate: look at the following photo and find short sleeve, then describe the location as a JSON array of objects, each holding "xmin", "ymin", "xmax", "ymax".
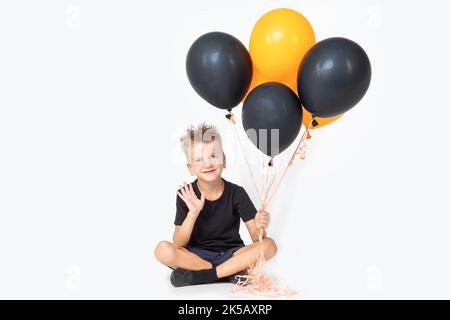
[
  {"xmin": 174, "ymin": 193, "xmax": 188, "ymax": 225},
  {"xmin": 233, "ymin": 186, "xmax": 257, "ymax": 222}
]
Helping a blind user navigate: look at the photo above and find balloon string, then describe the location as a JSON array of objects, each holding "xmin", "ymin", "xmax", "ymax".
[
  {"xmin": 226, "ymin": 112, "xmax": 264, "ymax": 208},
  {"xmin": 226, "ymin": 111, "xmax": 313, "ymax": 296},
  {"xmin": 263, "ymin": 158, "xmax": 268, "ymax": 202},
  {"xmin": 263, "ymin": 118, "xmax": 314, "ymax": 209},
  {"xmin": 225, "ymin": 110, "xmax": 314, "ymax": 223},
  {"xmin": 263, "ymin": 159, "xmax": 276, "ymax": 209},
  {"xmin": 225, "ymin": 111, "xmax": 280, "ymax": 211}
]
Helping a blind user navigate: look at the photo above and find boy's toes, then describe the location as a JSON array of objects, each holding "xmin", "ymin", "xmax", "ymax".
[{"xmin": 170, "ymin": 268, "xmax": 193, "ymax": 287}]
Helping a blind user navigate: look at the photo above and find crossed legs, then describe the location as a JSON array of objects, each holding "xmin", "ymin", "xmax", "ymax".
[{"xmin": 154, "ymin": 239, "xmax": 277, "ymax": 278}]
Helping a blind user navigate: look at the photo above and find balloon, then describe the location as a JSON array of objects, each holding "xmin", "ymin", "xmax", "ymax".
[
  {"xmin": 244, "ymin": 68, "xmax": 297, "ymax": 101},
  {"xmin": 297, "ymin": 37, "xmax": 371, "ymax": 118},
  {"xmin": 243, "ymin": 66, "xmax": 266, "ymax": 101},
  {"xmin": 285, "ymin": 78, "xmax": 299, "ymax": 95},
  {"xmin": 242, "ymin": 83, "xmax": 302, "ymax": 157},
  {"xmin": 186, "ymin": 32, "xmax": 253, "ymax": 110},
  {"xmin": 302, "ymin": 107, "xmax": 342, "ymax": 129},
  {"xmin": 284, "ymin": 79, "xmax": 343, "ymax": 129},
  {"xmin": 249, "ymin": 9, "xmax": 315, "ymax": 82},
  {"xmin": 244, "ymin": 72, "xmax": 341, "ymax": 129}
]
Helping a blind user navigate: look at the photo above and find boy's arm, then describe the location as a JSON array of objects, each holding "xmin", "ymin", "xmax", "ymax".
[
  {"xmin": 245, "ymin": 219, "xmax": 267, "ymax": 243},
  {"xmin": 244, "ymin": 209, "xmax": 270, "ymax": 243},
  {"xmin": 172, "ymin": 210, "xmax": 199, "ymax": 247}
]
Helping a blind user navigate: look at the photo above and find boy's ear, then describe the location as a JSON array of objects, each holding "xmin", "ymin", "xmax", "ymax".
[{"xmin": 223, "ymin": 153, "xmax": 226, "ymax": 169}]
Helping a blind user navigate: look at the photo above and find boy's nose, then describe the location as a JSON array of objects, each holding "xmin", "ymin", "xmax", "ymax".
[{"xmin": 203, "ymin": 157, "xmax": 212, "ymax": 165}]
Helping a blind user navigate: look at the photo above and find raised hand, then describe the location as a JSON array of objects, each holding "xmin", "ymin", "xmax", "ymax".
[{"xmin": 177, "ymin": 181, "xmax": 205, "ymax": 216}]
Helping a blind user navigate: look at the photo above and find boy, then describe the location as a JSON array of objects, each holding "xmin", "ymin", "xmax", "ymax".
[{"xmin": 154, "ymin": 123, "xmax": 277, "ymax": 287}]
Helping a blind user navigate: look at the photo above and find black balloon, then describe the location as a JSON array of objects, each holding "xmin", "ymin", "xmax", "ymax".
[
  {"xmin": 297, "ymin": 37, "xmax": 371, "ymax": 118},
  {"xmin": 242, "ymin": 83, "xmax": 302, "ymax": 157},
  {"xmin": 186, "ymin": 32, "xmax": 253, "ymax": 110}
]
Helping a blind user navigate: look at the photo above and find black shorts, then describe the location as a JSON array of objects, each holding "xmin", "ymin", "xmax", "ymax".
[{"xmin": 186, "ymin": 245, "xmax": 244, "ymax": 267}]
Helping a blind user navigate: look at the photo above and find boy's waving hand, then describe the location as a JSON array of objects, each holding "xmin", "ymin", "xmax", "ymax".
[{"xmin": 177, "ymin": 182, "xmax": 205, "ymax": 216}]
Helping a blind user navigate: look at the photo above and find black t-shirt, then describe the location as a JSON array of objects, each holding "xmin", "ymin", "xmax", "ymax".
[{"xmin": 174, "ymin": 178, "xmax": 257, "ymax": 251}]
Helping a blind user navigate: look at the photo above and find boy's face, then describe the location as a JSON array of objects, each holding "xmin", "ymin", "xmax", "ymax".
[{"xmin": 187, "ymin": 141, "xmax": 226, "ymax": 183}]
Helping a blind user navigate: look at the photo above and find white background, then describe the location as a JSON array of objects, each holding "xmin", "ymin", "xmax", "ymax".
[{"xmin": 1, "ymin": 0, "xmax": 449, "ymax": 299}]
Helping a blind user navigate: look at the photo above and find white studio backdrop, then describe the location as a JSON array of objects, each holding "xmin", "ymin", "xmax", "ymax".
[{"xmin": 0, "ymin": 0, "xmax": 449, "ymax": 299}]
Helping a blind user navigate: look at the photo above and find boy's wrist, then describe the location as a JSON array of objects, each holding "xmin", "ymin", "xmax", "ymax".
[
  {"xmin": 187, "ymin": 210, "xmax": 200, "ymax": 218},
  {"xmin": 255, "ymin": 227, "xmax": 266, "ymax": 238}
]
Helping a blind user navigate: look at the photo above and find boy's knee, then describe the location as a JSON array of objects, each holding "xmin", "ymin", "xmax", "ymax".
[
  {"xmin": 262, "ymin": 237, "xmax": 277, "ymax": 259},
  {"xmin": 154, "ymin": 241, "xmax": 176, "ymax": 265}
]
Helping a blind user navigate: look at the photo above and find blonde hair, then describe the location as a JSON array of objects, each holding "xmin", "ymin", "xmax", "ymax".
[{"xmin": 179, "ymin": 122, "xmax": 223, "ymax": 162}]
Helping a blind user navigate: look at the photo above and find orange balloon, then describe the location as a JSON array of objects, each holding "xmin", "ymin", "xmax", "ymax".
[
  {"xmin": 243, "ymin": 66, "xmax": 266, "ymax": 101},
  {"xmin": 302, "ymin": 108, "xmax": 343, "ymax": 129},
  {"xmin": 249, "ymin": 9, "xmax": 315, "ymax": 82},
  {"xmin": 284, "ymin": 78, "xmax": 299, "ymax": 95},
  {"xmin": 244, "ymin": 70, "xmax": 298, "ymax": 100}
]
